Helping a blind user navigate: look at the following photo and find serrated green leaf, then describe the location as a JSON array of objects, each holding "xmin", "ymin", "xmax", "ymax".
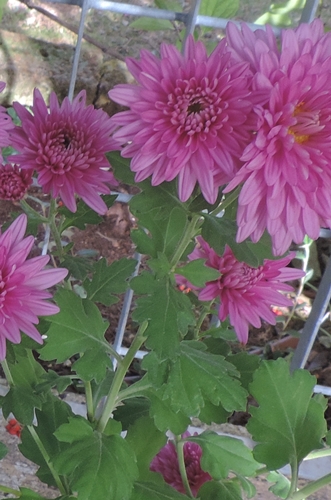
[
  {"xmin": 19, "ymin": 488, "xmax": 50, "ymax": 500},
  {"xmin": 188, "ymin": 431, "xmax": 259, "ymax": 480},
  {"xmin": 201, "ymin": 215, "xmax": 275, "ymax": 266},
  {"xmin": 72, "ymin": 349, "xmax": 112, "ymax": 383},
  {"xmin": 162, "ymin": 341, "xmax": 247, "ymax": 416},
  {"xmin": 0, "ymin": 442, "xmax": 8, "ymax": 460},
  {"xmin": 133, "ymin": 279, "xmax": 194, "ymax": 359},
  {"xmin": 247, "ymin": 358, "xmax": 327, "ymax": 470},
  {"xmin": 35, "ymin": 370, "xmax": 72, "ymax": 395},
  {"xmin": 19, "ymin": 394, "xmax": 74, "ymax": 487},
  {"xmin": 198, "ymin": 399, "xmax": 230, "ymax": 425},
  {"xmin": 200, "ymin": 0, "xmax": 239, "ymax": 19},
  {"xmin": 146, "ymin": 387, "xmax": 190, "ymax": 434},
  {"xmin": 59, "ymin": 200, "xmax": 103, "ymax": 231},
  {"xmin": 198, "ymin": 479, "xmax": 242, "ymax": 500},
  {"xmin": 126, "ymin": 416, "xmax": 167, "ymax": 480},
  {"xmin": 227, "ymin": 352, "xmax": 261, "ymax": 391},
  {"xmin": 84, "ymin": 257, "xmax": 136, "ymax": 305},
  {"xmin": 39, "ymin": 289, "xmax": 110, "ymax": 363},
  {"xmin": 176, "ymin": 259, "xmax": 221, "ymax": 287},
  {"xmin": 130, "ymin": 17, "xmax": 174, "ymax": 30},
  {"xmin": 1, "ymin": 386, "xmax": 43, "ymax": 425},
  {"xmin": 114, "ymin": 397, "xmax": 151, "ymax": 430},
  {"xmin": 54, "ymin": 416, "xmax": 93, "ymax": 443},
  {"xmin": 61, "ymin": 255, "xmax": 93, "ymax": 281},
  {"xmin": 132, "ymin": 481, "xmax": 190, "ymax": 500},
  {"xmin": 266, "ymin": 471, "xmax": 291, "ymax": 499},
  {"xmin": 55, "ymin": 433, "xmax": 138, "ymax": 500},
  {"xmin": 107, "ymin": 151, "xmax": 135, "ymax": 185}
]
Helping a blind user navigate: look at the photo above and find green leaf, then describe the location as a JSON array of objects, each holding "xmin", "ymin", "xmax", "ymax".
[
  {"xmin": 126, "ymin": 416, "xmax": 167, "ymax": 480},
  {"xmin": 189, "ymin": 431, "xmax": 260, "ymax": 480},
  {"xmin": 35, "ymin": 370, "xmax": 72, "ymax": 395},
  {"xmin": 247, "ymin": 358, "xmax": 327, "ymax": 470},
  {"xmin": 176, "ymin": 259, "xmax": 221, "ymax": 287},
  {"xmin": 107, "ymin": 151, "xmax": 135, "ymax": 185},
  {"xmin": 114, "ymin": 398, "xmax": 151, "ymax": 430},
  {"xmin": 19, "ymin": 394, "xmax": 74, "ymax": 487},
  {"xmin": 130, "ymin": 17, "xmax": 174, "ymax": 30},
  {"xmin": 162, "ymin": 341, "xmax": 247, "ymax": 416},
  {"xmin": 54, "ymin": 416, "xmax": 94, "ymax": 443},
  {"xmin": 198, "ymin": 400, "xmax": 230, "ymax": 425},
  {"xmin": 198, "ymin": 480, "xmax": 242, "ymax": 500},
  {"xmin": 72, "ymin": 349, "xmax": 112, "ymax": 383},
  {"xmin": 59, "ymin": 200, "xmax": 103, "ymax": 231},
  {"xmin": 1, "ymin": 386, "xmax": 43, "ymax": 425},
  {"xmin": 200, "ymin": 0, "xmax": 239, "ymax": 19},
  {"xmin": 133, "ymin": 278, "xmax": 194, "ymax": 359},
  {"xmin": 61, "ymin": 255, "xmax": 93, "ymax": 281},
  {"xmin": 84, "ymin": 257, "xmax": 136, "ymax": 305},
  {"xmin": 39, "ymin": 289, "xmax": 110, "ymax": 363},
  {"xmin": 146, "ymin": 387, "xmax": 190, "ymax": 434},
  {"xmin": 132, "ymin": 481, "xmax": 190, "ymax": 500},
  {"xmin": 155, "ymin": 0, "xmax": 182, "ymax": 10},
  {"xmin": 0, "ymin": 442, "xmax": 8, "ymax": 460},
  {"xmin": 55, "ymin": 433, "xmax": 139, "ymax": 500},
  {"xmin": 19, "ymin": 488, "xmax": 50, "ymax": 500},
  {"xmin": 201, "ymin": 215, "xmax": 275, "ymax": 266},
  {"xmin": 227, "ymin": 352, "xmax": 261, "ymax": 391},
  {"xmin": 266, "ymin": 471, "xmax": 291, "ymax": 499}
]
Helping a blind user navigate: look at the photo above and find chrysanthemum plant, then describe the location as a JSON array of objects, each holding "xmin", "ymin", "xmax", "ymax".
[{"xmin": 0, "ymin": 11, "xmax": 331, "ymax": 500}]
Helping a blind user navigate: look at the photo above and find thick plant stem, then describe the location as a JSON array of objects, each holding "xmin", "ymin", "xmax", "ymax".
[
  {"xmin": 27, "ymin": 425, "xmax": 68, "ymax": 496},
  {"xmin": 290, "ymin": 472, "xmax": 331, "ymax": 500},
  {"xmin": 1, "ymin": 359, "xmax": 14, "ymax": 386},
  {"xmin": 287, "ymin": 461, "xmax": 299, "ymax": 499},
  {"xmin": 170, "ymin": 214, "xmax": 202, "ymax": 270},
  {"xmin": 0, "ymin": 485, "xmax": 20, "ymax": 497},
  {"xmin": 85, "ymin": 381, "xmax": 94, "ymax": 422},
  {"xmin": 96, "ymin": 321, "xmax": 148, "ymax": 433},
  {"xmin": 48, "ymin": 198, "xmax": 65, "ymax": 262},
  {"xmin": 175, "ymin": 436, "xmax": 194, "ymax": 498}
]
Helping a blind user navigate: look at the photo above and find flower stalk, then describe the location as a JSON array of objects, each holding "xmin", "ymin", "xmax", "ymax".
[{"xmin": 175, "ymin": 435, "xmax": 194, "ymax": 498}]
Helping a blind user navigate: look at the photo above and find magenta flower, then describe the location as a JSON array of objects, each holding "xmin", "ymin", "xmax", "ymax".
[
  {"xmin": 180, "ymin": 237, "xmax": 304, "ymax": 344},
  {"xmin": 109, "ymin": 36, "xmax": 254, "ymax": 204},
  {"xmin": 0, "ymin": 214, "xmax": 67, "ymax": 360},
  {"xmin": 9, "ymin": 89, "xmax": 118, "ymax": 214},
  {"xmin": 0, "ymin": 82, "xmax": 14, "ymax": 161},
  {"xmin": 224, "ymin": 20, "xmax": 331, "ymax": 255},
  {"xmin": 150, "ymin": 433, "xmax": 211, "ymax": 496},
  {"xmin": 0, "ymin": 164, "xmax": 32, "ymax": 201}
]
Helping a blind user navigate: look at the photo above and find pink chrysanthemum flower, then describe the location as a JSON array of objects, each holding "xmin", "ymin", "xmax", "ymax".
[
  {"xmin": 179, "ymin": 237, "xmax": 304, "ymax": 344},
  {"xmin": 9, "ymin": 89, "xmax": 118, "ymax": 214},
  {"xmin": 109, "ymin": 36, "xmax": 254, "ymax": 204},
  {"xmin": 0, "ymin": 214, "xmax": 67, "ymax": 360},
  {"xmin": 0, "ymin": 164, "xmax": 32, "ymax": 201},
  {"xmin": 0, "ymin": 82, "xmax": 14, "ymax": 161},
  {"xmin": 224, "ymin": 20, "xmax": 331, "ymax": 255},
  {"xmin": 150, "ymin": 432, "xmax": 211, "ymax": 496}
]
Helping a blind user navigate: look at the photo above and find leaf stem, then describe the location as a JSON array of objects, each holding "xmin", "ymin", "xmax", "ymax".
[
  {"xmin": 170, "ymin": 214, "xmax": 202, "ymax": 270},
  {"xmin": 48, "ymin": 198, "xmax": 65, "ymax": 262},
  {"xmin": 96, "ymin": 321, "xmax": 148, "ymax": 433},
  {"xmin": 287, "ymin": 460, "xmax": 299, "ymax": 499},
  {"xmin": 0, "ymin": 484, "xmax": 20, "ymax": 497},
  {"xmin": 85, "ymin": 381, "xmax": 94, "ymax": 422},
  {"xmin": 209, "ymin": 186, "xmax": 241, "ymax": 217},
  {"xmin": 289, "ymin": 473, "xmax": 331, "ymax": 500},
  {"xmin": 175, "ymin": 435, "xmax": 194, "ymax": 498},
  {"xmin": 1, "ymin": 359, "xmax": 14, "ymax": 386},
  {"xmin": 27, "ymin": 425, "xmax": 68, "ymax": 496}
]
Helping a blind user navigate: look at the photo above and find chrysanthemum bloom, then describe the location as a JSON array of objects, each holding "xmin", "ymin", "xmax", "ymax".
[
  {"xmin": 0, "ymin": 164, "xmax": 32, "ymax": 201},
  {"xmin": 224, "ymin": 20, "xmax": 331, "ymax": 255},
  {"xmin": 180, "ymin": 237, "xmax": 304, "ymax": 344},
  {"xmin": 0, "ymin": 82, "xmax": 14, "ymax": 161},
  {"xmin": 150, "ymin": 433, "xmax": 211, "ymax": 496},
  {"xmin": 9, "ymin": 89, "xmax": 118, "ymax": 214},
  {"xmin": 0, "ymin": 214, "xmax": 67, "ymax": 360},
  {"xmin": 109, "ymin": 36, "xmax": 254, "ymax": 204}
]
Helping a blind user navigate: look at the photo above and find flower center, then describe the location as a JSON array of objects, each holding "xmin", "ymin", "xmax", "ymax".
[{"xmin": 288, "ymin": 102, "xmax": 321, "ymax": 144}]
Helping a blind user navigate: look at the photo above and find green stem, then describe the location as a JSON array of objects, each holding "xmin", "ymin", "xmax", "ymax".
[
  {"xmin": 290, "ymin": 473, "xmax": 331, "ymax": 500},
  {"xmin": 85, "ymin": 381, "xmax": 94, "ymax": 422},
  {"xmin": 195, "ymin": 301, "xmax": 214, "ymax": 339},
  {"xmin": 27, "ymin": 425, "xmax": 68, "ymax": 496},
  {"xmin": 175, "ymin": 436, "xmax": 194, "ymax": 498},
  {"xmin": 209, "ymin": 187, "xmax": 241, "ymax": 217},
  {"xmin": 96, "ymin": 321, "xmax": 148, "ymax": 433},
  {"xmin": 116, "ymin": 379, "xmax": 152, "ymax": 405},
  {"xmin": 1, "ymin": 359, "xmax": 14, "ymax": 386},
  {"xmin": 304, "ymin": 448, "xmax": 331, "ymax": 460},
  {"xmin": 0, "ymin": 484, "xmax": 20, "ymax": 497},
  {"xmin": 286, "ymin": 460, "xmax": 298, "ymax": 499},
  {"xmin": 48, "ymin": 198, "xmax": 65, "ymax": 262},
  {"xmin": 170, "ymin": 214, "xmax": 202, "ymax": 270}
]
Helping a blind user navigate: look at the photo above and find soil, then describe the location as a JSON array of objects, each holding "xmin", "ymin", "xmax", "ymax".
[{"xmin": 1, "ymin": 0, "xmax": 331, "ymax": 498}]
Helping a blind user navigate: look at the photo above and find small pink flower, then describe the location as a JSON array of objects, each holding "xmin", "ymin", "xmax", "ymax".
[
  {"xmin": 9, "ymin": 89, "xmax": 118, "ymax": 214},
  {"xmin": 179, "ymin": 237, "xmax": 304, "ymax": 344},
  {"xmin": 0, "ymin": 164, "xmax": 32, "ymax": 201},
  {"xmin": 0, "ymin": 82, "xmax": 14, "ymax": 161},
  {"xmin": 0, "ymin": 214, "xmax": 67, "ymax": 360},
  {"xmin": 109, "ymin": 36, "xmax": 254, "ymax": 204},
  {"xmin": 150, "ymin": 433, "xmax": 211, "ymax": 496},
  {"xmin": 224, "ymin": 20, "xmax": 331, "ymax": 255}
]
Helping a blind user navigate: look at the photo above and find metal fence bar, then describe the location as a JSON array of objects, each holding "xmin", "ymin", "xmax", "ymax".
[
  {"xmin": 68, "ymin": 0, "xmax": 90, "ymax": 100},
  {"xmin": 299, "ymin": 0, "xmax": 320, "ymax": 23}
]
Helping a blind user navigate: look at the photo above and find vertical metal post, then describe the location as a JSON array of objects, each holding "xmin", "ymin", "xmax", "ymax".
[
  {"xmin": 68, "ymin": 0, "xmax": 90, "ymax": 100},
  {"xmin": 182, "ymin": 0, "xmax": 202, "ymax": 51},
  {"xmin": 299, "ymin": 0, "xmax": 320, "ymax": 23}
]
